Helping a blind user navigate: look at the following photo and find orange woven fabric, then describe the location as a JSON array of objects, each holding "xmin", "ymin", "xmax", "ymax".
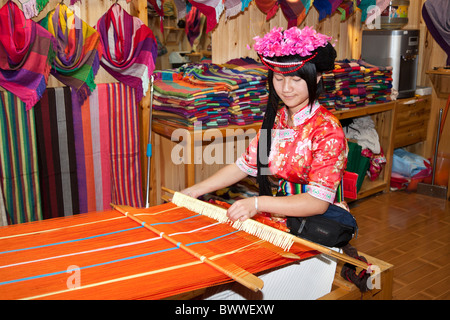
[{"xmin": 0, "ymin": 203, "xmax": 317, "ymax": 300}]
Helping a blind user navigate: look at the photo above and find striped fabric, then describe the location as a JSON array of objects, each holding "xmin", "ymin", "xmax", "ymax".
[
  {"xmin": 72, "ymin": 85, "xmax": 112, "ymax": 213},
  {"xmin": 0, "ymin": 84, "xmax": 143, "ymax": 224},
  {"xmin": 0, "ymin": 182, "xmax": 6, "ymax": 226},
  {"xmin": 34, "ymin": 87, "xmax": 80, "ymax": 219},
  {"xmin": 106, "ymin": 83, "xmax": 144, "ymax": 209},
  {"xmin": 71, "ymin": 83, "xmax": 143, "ymax": 213},
  {"xmin": 277, "ymin": 178, "xmax": 345, "ymax": 203},
  {"xmin": 0, "ymin": 90, "xmax": 42, "ymax": 224}
]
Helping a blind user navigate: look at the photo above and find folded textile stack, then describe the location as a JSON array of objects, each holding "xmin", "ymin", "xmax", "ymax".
[
  {"xmin": 320, "ymin": 60, "xmax": 366, "ymax": 110},
  {"xmin": 319, "ymin": 59, "xmax": 393, "ymax": 110},
  {"xmin": 153, "ymin": 69, "xmax": 231, "ymax": 129},
  {"xmin": 357, "ymin": 59, "xmax": 393, "ymax": 105},
  {"xmin": 153, "ymin": 59, "xmax": 268, "ymax": 129},
  {"xmin": 223, "ymin": 58, "xmax": 268, "ymax": 125}
]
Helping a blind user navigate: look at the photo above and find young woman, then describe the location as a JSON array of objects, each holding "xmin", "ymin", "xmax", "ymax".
[
  {"xmin": 182, "ymin": 26, "xmax": 349, "ymax": 231},
  {"xmin": 180, "ymin": 26, "xmax": 352, "ymax": 299}
]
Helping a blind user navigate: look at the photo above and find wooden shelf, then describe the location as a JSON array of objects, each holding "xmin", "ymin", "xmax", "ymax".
[
  {"xmin": 163, "ymin": 26, "xmax": 185, "ymax": 45},
  {"xmin": 152, "ymin": 121, "xmax": 261, "ymax": 141},
  {"xmin": 333, "ymin": 101, "xmax": 396, "ymax": 120},
  {"xmin": 426, "ymin": 68, "xmax": 450, "ymax": 99},
  {"xmin": 150, "ymin": 102, "xmax": 396, "ymax": 205}
]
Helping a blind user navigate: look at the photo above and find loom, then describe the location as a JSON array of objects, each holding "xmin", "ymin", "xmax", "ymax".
[{"xmin": 0, "ymin": 192, "xmax": 367, "ymax": 300}]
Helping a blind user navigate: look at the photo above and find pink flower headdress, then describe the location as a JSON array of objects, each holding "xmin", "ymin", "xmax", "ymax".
[{"xmin": 252, "ymin": 26, "xmax": 333, "ymax": 74}]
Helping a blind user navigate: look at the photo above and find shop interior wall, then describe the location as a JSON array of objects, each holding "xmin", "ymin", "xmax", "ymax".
[{"xmin": 1, "ymin": 0, "xmax": 448, "ymax": 200}]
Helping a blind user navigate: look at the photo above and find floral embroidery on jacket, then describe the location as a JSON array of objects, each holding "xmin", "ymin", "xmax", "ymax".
[{"xmin": 236, "ymin": 101, "xmax": 348, "ymax": 204}]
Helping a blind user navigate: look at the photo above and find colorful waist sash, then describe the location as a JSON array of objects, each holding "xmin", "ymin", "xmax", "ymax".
[{"xmin": 277, "ymin": 179, "xmax": 345, "ymax": 204}]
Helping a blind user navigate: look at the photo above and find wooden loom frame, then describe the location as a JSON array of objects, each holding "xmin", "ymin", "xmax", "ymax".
[
  {"xmin": 0, "ymin": 189, "xmax": 392, "ymax": 300},
  {"xmin": 159, "ymin": 189, "xmax": 394, "ymax": 300},
  {"xmin": 162, "ymin": 188, "xmax": 369, "ymax": 270}
]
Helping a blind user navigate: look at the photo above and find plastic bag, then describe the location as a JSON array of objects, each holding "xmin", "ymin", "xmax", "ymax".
[{"xmin": 392, "ymin": 148, "xmax": 430, "ymax": 178}]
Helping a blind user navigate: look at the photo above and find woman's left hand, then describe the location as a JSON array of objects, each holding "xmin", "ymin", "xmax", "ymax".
[{"xmin": 227, "ymin": 197, "xmax": 258, "ymax": 222}]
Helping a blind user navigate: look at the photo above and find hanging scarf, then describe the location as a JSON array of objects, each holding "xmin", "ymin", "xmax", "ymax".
[
  {"xmin": 423, "ymin": 0, "xmax": 450, "ymax": 65},
  {"xmin": 40, "ymin": 4, "xmax": 102, "ymax": 104},
  {"xmin": 225, "ymin": 0, "xmax": 244, "ymax": 18},
  {"xmin": 255, "ymin": 0, "xmax": 309, "ymax": 27},
  {"xmin": 96, "ymin": 4, "xmax": 157, "ymax": 103},
  {"xmin": 185, "ymin": 0, "xmax": 224, "ymax": 33},
  {"xmin": 185, "ymin": 6, "xmax": 203, "ymax": 47},
  {"xmin": 19, "ymin": 0, "xmax": 49, "ymax": 19},
  {"xmin": 0, "ymin": 1, "xmax": 55, "ymax": 110},
  {"xmin": 148, "ymin": 0, "xmax": 165, "ymax": 34}
]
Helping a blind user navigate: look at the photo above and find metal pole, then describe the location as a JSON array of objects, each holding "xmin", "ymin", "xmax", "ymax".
[
  {"xmin": 145, "ymin": 75, "xmax": 155, "ymax": 208},
  {"xmin": 432, "ymin": 109, "xmax": 443, "ymax": 185}
]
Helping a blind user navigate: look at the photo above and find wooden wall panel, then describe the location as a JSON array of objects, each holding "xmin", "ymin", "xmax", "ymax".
[{"xmin": 211, "ymin": 2, "xmax": 365, "ymax": 64}]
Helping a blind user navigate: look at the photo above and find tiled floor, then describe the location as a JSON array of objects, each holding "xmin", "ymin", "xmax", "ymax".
[{"xmin": 349, "ymin": 190, "xmax": 450, "ymax": 300}]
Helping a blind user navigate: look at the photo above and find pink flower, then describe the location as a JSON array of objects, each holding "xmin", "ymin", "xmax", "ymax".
[{"xmin": 253, "ymin": 26, "xmax": 332, "ymax": 58}]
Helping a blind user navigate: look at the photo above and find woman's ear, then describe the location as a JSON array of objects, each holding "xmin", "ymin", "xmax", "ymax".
[{"xmin": 317, "ymin": 73, "xmax": 322, "ymax": 84}]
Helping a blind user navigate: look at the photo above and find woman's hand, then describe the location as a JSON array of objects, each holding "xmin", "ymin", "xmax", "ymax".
[
  {"xmin": 227, "ymin": 197, "xmax": 258, "ymax": 222},
  {"xmin": 179, "ymin": 187, "xmax": 201, "ymax": 199}
]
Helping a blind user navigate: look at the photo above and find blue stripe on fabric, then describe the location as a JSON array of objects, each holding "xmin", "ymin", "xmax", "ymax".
[
  {"xmin": 186, "ymin": 230, "xmax": 240, "ymax": 247},
  {"xmin": 0, "ymin": 214, "xmax": 201, "ymax": 256},
  {"xmin": 0, "ymin": 226, "xmax": 145, "ymax": 255},
  {"xmin": 0, "ymin": 246, "xmax": 178, "ymax": 286},
  {"xmin": 0, "ymin": 230, "xmax": 239, "ymax": 286},
  {"xmin": 149, "ymin": 214, "xmax": 200, "ymax": 226}
]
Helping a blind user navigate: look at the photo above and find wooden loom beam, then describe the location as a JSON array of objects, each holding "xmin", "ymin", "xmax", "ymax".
[
  {"xmin": 110, "ymin": 203, "xmax": 264, "ymax": 292},
  {"xmin": 162, "ymin": 187, "xmax": 370, "ymax": 271}
]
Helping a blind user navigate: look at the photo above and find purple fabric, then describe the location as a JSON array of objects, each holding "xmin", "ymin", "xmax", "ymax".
[{"xmin": 422, "ymin": 0, "xmax": 450, "ymax": 65}]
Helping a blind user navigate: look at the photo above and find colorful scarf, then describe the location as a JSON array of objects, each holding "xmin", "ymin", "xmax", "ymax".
[
  {"xmin": 254, "ymin": 0, "xmax": 309, "ymax": 27},
  {"xmin": 185, "ymin": 6, "xmax": 203, "ymax": 47},
  {"xmin": 177, "ymin": 0, "xmax": 224, "ymax": 33},
  {"xmin": 40, "ymin": 4, "xmax": 102, "ymax": 104},
  {"xmin": 0, "ymin": 90, "xmax": 42, "ymax": 224},
  {"xmin": 0, "ymin": 1, "xmax": 55, "ymax": 110},
  {"xmin": 96, "ymin": 4, "xmax": 157, "ymax": 103},
  {"xmin": 148, "ymin": 0, "xmax": 165, "ymax": 34},
  {"xmin": 32, "ymin": 83, "xmax": 143, "ymax": 218}
]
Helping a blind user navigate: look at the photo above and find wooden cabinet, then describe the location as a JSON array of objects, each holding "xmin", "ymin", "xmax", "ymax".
[
  {"xmin": 334, "ymin": 102, "xmax": 396, "ymax": 200},
  {"xmin": 150, "ymin": 101, "xmax": 396, "ymax": 205},
  {"xmin": 393, "ymin": 96, "xmax": 431, "ymax": 150}
]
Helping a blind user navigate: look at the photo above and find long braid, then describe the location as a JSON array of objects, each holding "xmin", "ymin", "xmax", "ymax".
[{"xmin": 257, "ymin": 70, "xmax": 279, "ymax": 197}]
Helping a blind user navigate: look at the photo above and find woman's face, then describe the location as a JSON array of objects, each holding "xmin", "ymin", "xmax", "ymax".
[{"xmin": 272, "ymin": 73, "xmax": 310, "ymax": 114}]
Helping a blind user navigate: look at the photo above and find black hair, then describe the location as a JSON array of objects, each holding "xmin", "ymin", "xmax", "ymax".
[{"xmin": 256, "ymin": 42, "xmax": 337, "ymax": 196}]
